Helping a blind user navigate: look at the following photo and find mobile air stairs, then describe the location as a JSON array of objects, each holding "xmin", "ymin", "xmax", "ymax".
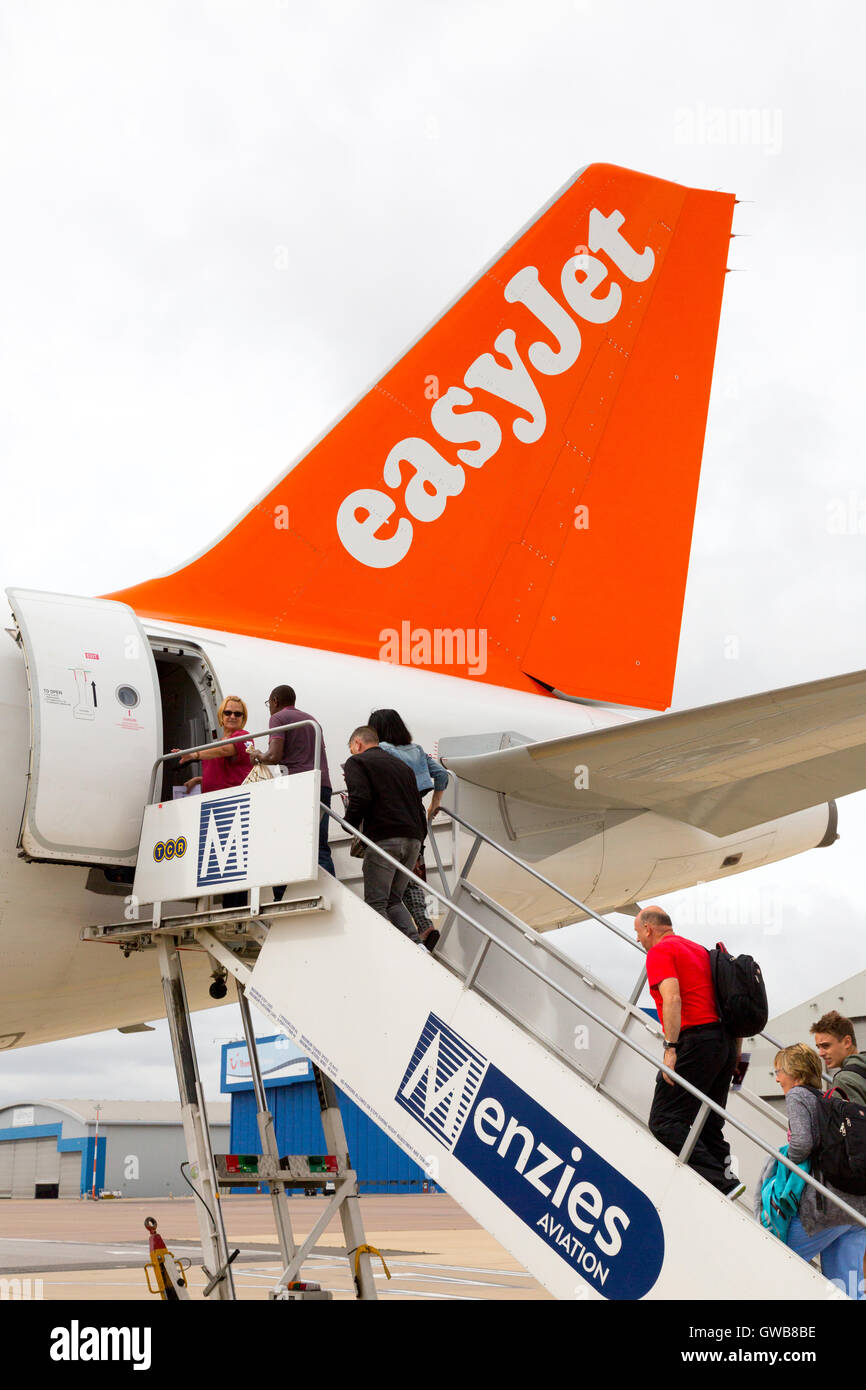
[{"xmin": 84, "ymin": 727, "xmax": 866, "ymax": 1302}]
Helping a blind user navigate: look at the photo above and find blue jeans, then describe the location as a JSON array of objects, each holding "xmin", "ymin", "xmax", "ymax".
[
  {"xmin": 273, "ymin": 787, "xmax": 335, "ymax": 900},
  {"xmin": 787, "ymin": 1216, "xmax": 866, "ymax": 1298},
  {"xmin": 316, "ymin": 787, "xmax": 336, "ymax": 875}
]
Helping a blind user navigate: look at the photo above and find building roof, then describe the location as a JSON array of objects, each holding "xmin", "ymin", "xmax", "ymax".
[
  {"xmin": 0, "ymin": 1100, "xmax": 230, "ymax": 1126},
  {"xmin": 744, "ymin": 969, "xmax": 866, "ymax": 1101}
]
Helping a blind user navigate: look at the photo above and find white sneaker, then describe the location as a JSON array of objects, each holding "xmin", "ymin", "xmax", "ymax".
[{"xmin": 725, "ymin": 1180, "xmax": 746, "ymax": 1201}]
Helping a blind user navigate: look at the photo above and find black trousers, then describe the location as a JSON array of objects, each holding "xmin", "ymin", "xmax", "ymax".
[{"xmin": 649, "ymin": 1024, "xmax": 738, "ymax": 1192}]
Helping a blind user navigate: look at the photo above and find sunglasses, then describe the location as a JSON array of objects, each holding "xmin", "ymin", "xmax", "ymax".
[{"xmin": 224, "ymin": 710, "xmax": 244, "ymax": 718}]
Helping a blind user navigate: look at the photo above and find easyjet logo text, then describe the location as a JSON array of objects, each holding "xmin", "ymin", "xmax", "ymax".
[{"xmin": 336, "ymin": 207, "xmax": 654, "ymax": 568}]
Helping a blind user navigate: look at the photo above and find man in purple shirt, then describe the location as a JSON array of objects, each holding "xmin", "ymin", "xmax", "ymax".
[{"xmin": 253, "ymin": 684, "xmax": 336, "ymax": 882}]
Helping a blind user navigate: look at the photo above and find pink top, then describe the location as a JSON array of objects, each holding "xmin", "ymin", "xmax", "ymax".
[{"xmin": 201, "ymin": 729, "xmax": 252, "ymax": 794}]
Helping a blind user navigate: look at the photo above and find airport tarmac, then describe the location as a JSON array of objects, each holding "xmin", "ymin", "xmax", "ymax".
[{"xmin": 0, "ymin": 1194, "xmax": 549, "ymax": 1300}]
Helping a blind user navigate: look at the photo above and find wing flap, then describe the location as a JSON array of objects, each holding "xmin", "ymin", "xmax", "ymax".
[{"xmin": 443, "ymin": 669, "xmax": 866, "ymax": 836}]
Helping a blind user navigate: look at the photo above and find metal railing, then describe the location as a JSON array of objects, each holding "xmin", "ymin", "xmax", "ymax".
[
  {"xmin": 443, "ymin": 803, "xmax": 642, "ymax": 951},
  {"xmin": 434, "ymin": 804, "xmax": 847, "ymax": 1170},
  {"xmin": 323, "ymin": 801, "xmax": 866, "ymax": 1237},
  {"xmin": 436, "ymin": 801, "xmax": 654, "ymax": 1104},
  {"xmin": 435, "ymin": 803, "xmax": 805, "ymax": 1082},
  {"xmin": 146, "ymin": 720, "xmax": 322, "ymax": 805},
  {"xmin": 327, "ymin": 794, "xmax": 788, "ymax": 1154}
]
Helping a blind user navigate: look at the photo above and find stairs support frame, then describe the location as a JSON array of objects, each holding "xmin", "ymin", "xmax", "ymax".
[{"xmin": 156, "ymin": 934, "xmax": 237, "ymax": 1301}]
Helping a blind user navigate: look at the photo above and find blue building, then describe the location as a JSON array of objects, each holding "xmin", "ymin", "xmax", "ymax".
[{"xmin": 222, "ymin": 1036, "xmax": 440, "ymax": 1193}]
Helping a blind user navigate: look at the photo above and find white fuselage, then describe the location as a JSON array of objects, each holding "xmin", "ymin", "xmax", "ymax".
[{"xmin": 0, "ymin": 612, "xmax": 831, "ymax": 1050}]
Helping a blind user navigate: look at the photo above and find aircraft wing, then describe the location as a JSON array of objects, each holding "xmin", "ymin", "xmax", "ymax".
[{"xmin": 443, "ymin": 670, "xmax": 866, "ymax": 837}]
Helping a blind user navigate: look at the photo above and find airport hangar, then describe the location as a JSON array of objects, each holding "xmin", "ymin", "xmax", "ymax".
[
  {"xmin": 0, "ymin": 1101, "xmax": 230, "ymax": 1199},
  {"xmin": 0, "ymin": 1035, "xmax": 440, "ymax": 1200}
]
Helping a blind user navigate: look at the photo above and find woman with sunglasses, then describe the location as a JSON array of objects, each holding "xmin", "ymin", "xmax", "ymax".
[
  {"xmin": 175, "ymin": 695, "xmax": 253, "ymax": 910},
  {"xmin": 177, "ymin": 695, "xmax": 253, "ymax": 793}
]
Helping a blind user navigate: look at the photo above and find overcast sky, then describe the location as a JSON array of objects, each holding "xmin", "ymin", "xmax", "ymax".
[{"xmin": 1, "ymin": 0, "xmax": 865, "ymax": 1106}]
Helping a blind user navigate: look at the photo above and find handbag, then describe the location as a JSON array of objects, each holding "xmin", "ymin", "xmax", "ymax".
[{"xmin": 242, "ymin": 761, "xmax": 278, "ymax": 785}]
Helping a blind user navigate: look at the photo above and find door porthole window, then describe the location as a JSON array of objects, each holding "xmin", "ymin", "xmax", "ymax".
[{"xmin": 115, "ymin": 685, "xmax": 140, "ymax": 709}]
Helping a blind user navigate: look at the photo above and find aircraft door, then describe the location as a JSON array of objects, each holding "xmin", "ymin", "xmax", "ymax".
[{"xmin": 7, "ymin": 588, "xmax": 162, "ymax": 866}]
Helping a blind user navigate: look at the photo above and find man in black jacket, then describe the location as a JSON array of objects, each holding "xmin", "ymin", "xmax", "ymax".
[{"xmin": 344, "ymin": 726, "xmax": 428, "ymax": 945}]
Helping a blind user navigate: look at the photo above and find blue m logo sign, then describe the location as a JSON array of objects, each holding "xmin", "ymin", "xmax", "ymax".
[
  {"xmin": 197, "ymin": 794, "xmax": 251, "ymax": 887},
  {"xmin": 395, "ymin": 1014, "xmax": 487, "ymax": 1150}
]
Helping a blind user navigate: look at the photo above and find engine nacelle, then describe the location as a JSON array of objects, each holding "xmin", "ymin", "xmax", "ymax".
[{"xmin": 454, "ymin": 779, "xmax": 836, "ymax": 929}]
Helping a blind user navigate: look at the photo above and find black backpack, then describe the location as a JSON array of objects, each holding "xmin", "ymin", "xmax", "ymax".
[
  {"xmin": 810, "ymin": 1087, "xmax": 866, "ymax": 1196},
  {"xmin": 708, "ymin": 941, "xmax": 768, "ymax": 1037}
]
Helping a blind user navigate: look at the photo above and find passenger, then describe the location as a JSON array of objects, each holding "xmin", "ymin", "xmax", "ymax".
[
  {"xmin": 344, "ymin": 726, "xmax": 428, "ymax": 946},
  {"xmin": 634, "ymin": 906, "xmax": 743, "ymax": 1197},
  {"xmin": 368, "ymin": 708, "xmax": 448, "ymax": 947},
  {"xmin": 177, "ymin": 695, "xmax": 252, "ymax": 793},
  {"xmin": 251, "ymin": 685, "xmax": 336, "ymax": 884},
  {"xmin": 177, "ymin": 695, "xmax": 252, "ymax": 909},
  {"xmin": 368, "ymin": 708, "xmax": 449, "ymax": 818},
  {"xmin": 773, "ymin": 1043, "xmax": 866, "ymax": 1299},
  {"xmin": 810, "ymin": 1011, "xmax": 866, "ymax": 1105}
]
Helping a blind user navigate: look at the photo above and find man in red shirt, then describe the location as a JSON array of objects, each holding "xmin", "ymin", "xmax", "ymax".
[{"xmin": 635, "ymin": 905, "xmax": 741, "ymax": 1196}]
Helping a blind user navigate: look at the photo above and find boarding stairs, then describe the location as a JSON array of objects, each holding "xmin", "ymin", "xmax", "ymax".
[{"xmin": 83, "ymin": 727, "xmax": 865, "ymax": 1302}]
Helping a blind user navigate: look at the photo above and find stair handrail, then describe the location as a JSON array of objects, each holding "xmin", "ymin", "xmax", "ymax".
[
  {"xmin": 437, "ymin": 802, "xmax": 642, "ymax": 951},
  {"xmin": 434, "ymin": 804, "xmax": 801, "ymax": 1067},
  {"xmin": 145, "ymin": 720, "xmax": 322, "ymax": 805},
  {"xmin": 324, "ymin": 802, "xmax": 866, "ymax": 1236}
]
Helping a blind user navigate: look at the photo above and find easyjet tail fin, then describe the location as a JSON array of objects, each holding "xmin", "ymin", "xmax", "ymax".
[{"xmin": 108, "ymin": 164, "xmax": 735, "ymax": 710}]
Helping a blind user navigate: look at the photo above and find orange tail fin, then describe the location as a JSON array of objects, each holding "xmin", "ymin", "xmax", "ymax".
[{"xmin": 108, "ymin": 164, "xmax": 734, "ymax": 710}]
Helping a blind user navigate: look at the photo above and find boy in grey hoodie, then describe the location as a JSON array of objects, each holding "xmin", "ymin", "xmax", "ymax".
[{"xmin": 811, "ymin": 1011, "xmax": 866, "ymax": 1105}]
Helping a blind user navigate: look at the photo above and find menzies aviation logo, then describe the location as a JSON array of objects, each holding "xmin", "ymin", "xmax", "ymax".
[
  {"xmin": 197, "ymin": 794, "xmax": 250, "ymax": 887},
  {"xmin": 396, "ymin": 1013, "xmax": 665, "ymax": 1300}
]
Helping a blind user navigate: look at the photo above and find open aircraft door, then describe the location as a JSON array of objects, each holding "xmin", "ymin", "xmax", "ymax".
[{"xmin": 7, "ymin": 588, "xmax": 162, "ymax": 866}]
